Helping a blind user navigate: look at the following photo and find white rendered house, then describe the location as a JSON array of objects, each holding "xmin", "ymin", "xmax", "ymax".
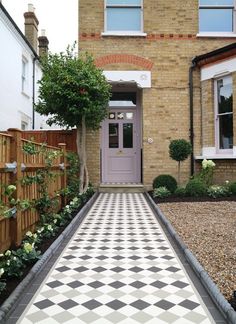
[{"xmin": 0, "ymin": 3, "xmax": 49, "ymax": 130}]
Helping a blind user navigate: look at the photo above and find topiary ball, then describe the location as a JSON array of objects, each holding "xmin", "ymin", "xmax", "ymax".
[
  {"xmin": 153, "ymin": 174, "xmax": 177, "ymax": 193},
  {"xmin": 185, "ymin": 179, "xmax": 207, "ymax": 197},
  {"xmin": 169, "ymin": 139, "xmax": 192, "ymax": 162}
]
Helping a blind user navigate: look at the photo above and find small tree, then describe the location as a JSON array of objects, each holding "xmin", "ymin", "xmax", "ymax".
[
  {"xmin": 35, "ymin": 46, "xmax": 111, "ymax": 193},
  {"xmin": 169, "ymin": 139, "xmax": 192, "ymax": 184}
]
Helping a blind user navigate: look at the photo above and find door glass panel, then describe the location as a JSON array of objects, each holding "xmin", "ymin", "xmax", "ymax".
[
  {"xmin": 126, "ymin": 112, "xmax": 134, "ymax": 119},
  {"xmin": 109, "ymin": 124, "xmax": 119, "ymax": 148},
  {"xmin": 109, "ymin": 112, "xmax": 116, "ymax": 119},
  {"xmin": 117, "ymin": 112, "xmax": 124, "ymax": 119},
  {"xmin": 123, "ymin": 123, "xmax": 133, "ymax": 148}
]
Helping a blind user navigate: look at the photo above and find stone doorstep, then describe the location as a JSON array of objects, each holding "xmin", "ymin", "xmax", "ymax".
[{"xmin": 99, "ymin": 183, "xmax": 145, "ymax": 193}]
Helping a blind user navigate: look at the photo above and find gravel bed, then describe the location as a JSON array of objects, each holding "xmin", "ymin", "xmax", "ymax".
[{"xmin": 159, "ymin": 201, "xmax": 236, "ymax": 302}]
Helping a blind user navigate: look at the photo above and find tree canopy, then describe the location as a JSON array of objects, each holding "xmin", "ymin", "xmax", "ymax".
[
  {"xmin": 36, "ymin": 46, "xmax": 111, "ymax": 130},
  {"xmin": 35, "ymin": 46, "xmax": 111, "ymax": 192}
]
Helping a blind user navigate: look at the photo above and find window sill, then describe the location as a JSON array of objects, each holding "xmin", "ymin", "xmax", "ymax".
[
  {"xmin": 197, "ymin": 32, "xmax": 236, "ymax": 38},
  {"xmin": 195, "ymin": 154, "xmax": 235, "ymax": 160},
  {"xmin": 101, "ymin": 32, "xmax": 147, "ymax": 37}
]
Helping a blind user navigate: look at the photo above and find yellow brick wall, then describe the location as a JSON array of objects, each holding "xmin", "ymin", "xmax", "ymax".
[
  {"xmin": 79, "ymin": 0, "xmax": 236, "ymax": 188},
  {"xmin": 201, "ymin": 79, "xmax": 215, "ymax": 148}
]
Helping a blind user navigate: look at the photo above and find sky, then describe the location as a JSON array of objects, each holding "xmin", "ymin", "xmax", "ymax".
[{"xmin": 2, "ymin": 0, "xmax": 78, "ymax": 53}]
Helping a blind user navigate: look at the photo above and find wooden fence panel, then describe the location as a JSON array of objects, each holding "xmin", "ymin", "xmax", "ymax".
[
  {"xmin": 22, "ymin": 129, "xmax": 77, "ymax": 153},
  {"xmin": 0, "ymin": 133, "xmax": 12, "ymax": 252},
  {"xmin": 0, "ymin": 130, "xmax": 68, "ymax": 252}
]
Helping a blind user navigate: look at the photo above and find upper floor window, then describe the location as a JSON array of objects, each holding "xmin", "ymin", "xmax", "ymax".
[
  {"xmin": 21, "ymin": 57, "xmax": 28, "ymax": 94},
  {"xmin": 215, "ymin": 75, "xmax": 233, "ymax": 151},
  {"xmin": 199, "ymin": 0, "xmax": 234, "ymax": 32},
  {"xmin": 105, "ymin": 0, "xmax": 143, "ymax": 33}
]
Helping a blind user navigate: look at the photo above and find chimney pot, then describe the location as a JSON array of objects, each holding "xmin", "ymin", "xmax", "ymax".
[
  {"xmin": 41, "ymin": 29, "xmax": 46, "ymax": 37},
  {"xmin": 28, "ymin": 4, "xmax": 34, "ymax": 12}
]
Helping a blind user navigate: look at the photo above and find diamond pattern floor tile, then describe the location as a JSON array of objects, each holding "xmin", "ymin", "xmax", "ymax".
[{"xmin": 16, "ymin": 193, "xmax": 215, "ymax": 323}]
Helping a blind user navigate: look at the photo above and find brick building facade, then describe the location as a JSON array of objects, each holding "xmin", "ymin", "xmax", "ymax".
[{"xmin": 79, "ymin": 0, "xmax": 236, "ymax": 189}]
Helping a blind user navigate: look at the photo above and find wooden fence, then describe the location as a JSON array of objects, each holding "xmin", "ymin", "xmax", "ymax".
[
  {"xmin": 21, "ymin": 129, "xmax": 77, "ymax": 153},
  {"xmin": 0, "ymin": 129, "xmax": 67, "ymax": 252}
]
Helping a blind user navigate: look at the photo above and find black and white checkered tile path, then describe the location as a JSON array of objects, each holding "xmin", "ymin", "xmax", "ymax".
[{"xmin": 17, "ymin": 193, "xmax": 214, "ymax": 324}]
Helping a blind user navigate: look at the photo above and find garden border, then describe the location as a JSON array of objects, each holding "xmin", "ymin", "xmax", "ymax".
[
  {"xmin": 0, "ymin": 192, "xmax": 99, "ymax": 323},
  {"xmin": 145, "ymin": 192, "xmax": 236, "ymax": 324}
]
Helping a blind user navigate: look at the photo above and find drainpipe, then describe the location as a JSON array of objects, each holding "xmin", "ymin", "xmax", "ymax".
[
  {"xmin": 32, "ymin": 57, "xmax": 36, "ymax": 129},
  {"xmin": 189, "ymin": 60, "xmax": 197, "ymax": 176},
  {"xmin": 32, "ymin": 56, "xmax": 39, "ymax": 129}
]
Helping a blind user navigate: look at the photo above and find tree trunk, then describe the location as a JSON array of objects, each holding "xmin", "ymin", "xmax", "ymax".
[
  {"xmin": 76, "ymin": 117, "xmax": 89, "ymax": 193},
  {"xmin": 178, "ymin": 161, "xmax": 181, "ymax": 185}
]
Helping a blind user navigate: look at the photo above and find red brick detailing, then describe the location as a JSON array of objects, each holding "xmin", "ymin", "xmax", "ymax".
[
  {"xmin": 95, "ymin": 54, "xmax": 154, "ymax": 70},
  {"xmin": 79, "ymin": 33, "xmax": 199, "ymax": 42}
]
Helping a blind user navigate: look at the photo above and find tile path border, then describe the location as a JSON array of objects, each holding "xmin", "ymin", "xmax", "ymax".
[
  {"xmin": 145, "ymin": 192, "xmax": 236, "ymax": 324},
  {"xmin": 0, "ymin": 192, "xmax": 99, "ymax": 323}
]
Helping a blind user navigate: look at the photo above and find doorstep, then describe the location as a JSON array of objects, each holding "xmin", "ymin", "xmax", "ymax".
[{"xmin": 99, "ymin": 183, "xmax": 145, "ymax": 193}]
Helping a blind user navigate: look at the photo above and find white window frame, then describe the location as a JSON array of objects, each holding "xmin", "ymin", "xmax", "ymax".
[
  {"xmin": 21, "ymin": 57, "xmax": 28, "ymax": 94},
  {"xmin": 198, "ymin": 0, "xmax": 236, "ymax": 37},
  {"xmin": 103, "ymin": 0, "xmax": 146, "ymax": 36},
  {"xmin": 214, "ymin": 75, "xmax": 233, "ymax": 153}
]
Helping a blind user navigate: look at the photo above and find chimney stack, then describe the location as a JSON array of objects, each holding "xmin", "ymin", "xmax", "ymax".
[
  {"xmin": 24, "ymin": 4, "xmax": 39, "ymax": 53},
  {"xmin": 38, "ymin": 29, "xmax": 49, "ymax": 57}
]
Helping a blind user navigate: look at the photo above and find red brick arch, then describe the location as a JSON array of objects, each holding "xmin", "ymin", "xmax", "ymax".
[{"xmin": 95, "ymin": 54, "xmax": 154, "ymax": 70}]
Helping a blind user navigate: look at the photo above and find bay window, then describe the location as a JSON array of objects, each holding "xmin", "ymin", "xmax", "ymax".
[{"xmin": 215, "ymin": 75, "xmax": 233, "ymax": 151}]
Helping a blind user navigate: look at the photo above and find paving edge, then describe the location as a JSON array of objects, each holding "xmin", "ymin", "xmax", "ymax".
[
  {"xmin": 145, "ymin": 192, "xmax": 236, "ymax": 324},
  {"xmin": 0, "ymin": 192, "xmax": 99, "ymax": 323}
]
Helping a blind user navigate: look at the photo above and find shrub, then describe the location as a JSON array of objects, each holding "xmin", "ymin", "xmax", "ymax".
[
  {"xmin": 185, "ymin": 179, "xmax": 207, "ymax": 197},
  {"xmin": 153, "ymin": 187, "xmax": 171, "ymax": 198},
  {"xmin": 153, "ymin": 175, "xmax": 177, "ymax": 193},
  {"xmin": 207, "ymin": 185, "xmax": 230, "ymax": 199},
  {"xmin": 199, "ymin": 159, "xmax": 216, "ymax": 186},
  {"xmin": 174, "ymin": 187, "xmax": 186, "ymax": 197},
  {"xmin": 229, "ymin": 182, "xmax": 236, "ymax": 195}
]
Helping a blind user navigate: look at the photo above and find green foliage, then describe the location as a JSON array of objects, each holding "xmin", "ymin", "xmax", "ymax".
[
  {"xmin": 207, "ymin": 185, "xmax": 230, "ymax": 198},
  {"xmin": 153, "ymin": 187, "xmax": 171, "ymax": 198},
  {"xmin": 229, "ymin": 182, "xmax": 236, "ymax": 195},
  {"xmin": 35, "ymin": 46, "xmax": 111, "ymax": 129},
  {"xmin": 169, "ymin": 139, "xmax": 192, "ymax": 162},
  {"xmin": 0, "ymin": 250, "xmax": 24, "ymax": 278},
  {"xmin": 198, "ymin": 159, "xmax": 216, "ymax": 187},
  {"xmin": 174, "ymin": 187, "xmax": 186, "ymax": 197},
  {"xmin": 185, "ymin": 179, "xmax": 207, "ymax": 197},
  {"xmin": 153, "ymin": 174, "xmax": 177, "ymax": 193},
  {"xmin": 0, "ymin": 281, "xmax": 6, "ymax": 294},
  {"xmin": 16, "ymin": 244, "xmax": 41, "ymax": 264}
]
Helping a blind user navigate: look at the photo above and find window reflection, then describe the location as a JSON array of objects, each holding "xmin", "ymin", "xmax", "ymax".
[
  {"xmin": 123, "ymin": 123, "xmax": 133, "ymax": 148},
  {"xmin": 109, "ymin": 123, "xmax": 119, "ymax": 148},
  {"xmin": 217, "ymin": 76, "xmax": 233, "ymax": 150}
]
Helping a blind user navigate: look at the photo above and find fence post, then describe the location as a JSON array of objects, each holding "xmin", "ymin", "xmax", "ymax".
[
  {"xmin": 8, "ymin": 128, "xmax": 23, "ymax": 247},
  {"xmin": 58, "ymin": 143, "xmax": 67, "ymax": 207}
]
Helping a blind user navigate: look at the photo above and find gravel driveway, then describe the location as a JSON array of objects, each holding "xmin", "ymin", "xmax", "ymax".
[{"xmin": 159, "ymin": 201, "xmax": 236, "ymax": 303}]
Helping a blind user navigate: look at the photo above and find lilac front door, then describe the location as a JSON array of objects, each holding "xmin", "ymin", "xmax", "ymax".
[{"xmin": 102, "ymin": 91, "xmax": 141, "ymax": 183}]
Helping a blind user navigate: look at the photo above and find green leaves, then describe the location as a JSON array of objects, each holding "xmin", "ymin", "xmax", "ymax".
[
  {"xmin": 36, "ymin": 47, "xmax": 111, "ymax": 130},
  {"xmin": 169, "ymin": 139, "xmax": 192, "ymax": 162}
]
